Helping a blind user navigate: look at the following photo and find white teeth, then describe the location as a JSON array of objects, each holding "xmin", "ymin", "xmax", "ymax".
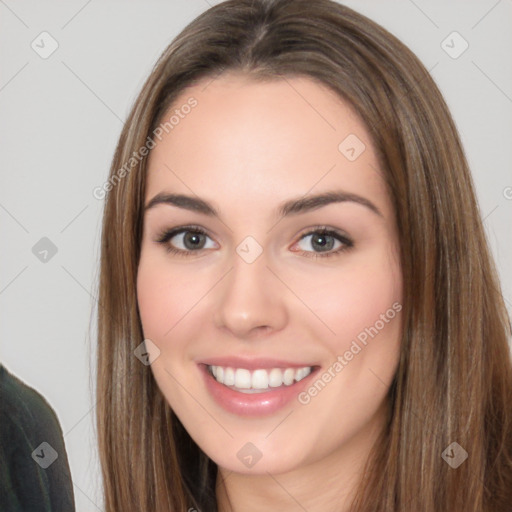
[
  {"xmin": 295, "ymin": 367, "xmax": 309, "ymax": 382},
  {"xmin": 268, "ymin": 368, "xmax": 283, "ymax": 387},
  {"xmin": 224, "ymin": 367, "xmax": 235, "ymax": 386},
  {"xmin": 283, "ymin": 368, "xmax": 295, "ymax": 385},
  {"xmin": 251, "ymin": 369, "xmax": 269, "ymax": 389},
  {"xmin": 208, "ymin": 365, "xmax": 313, "ymax": 392},
  {"xmin": 234, "ymin": 368, "xmax": 251, "ymax": 389}
]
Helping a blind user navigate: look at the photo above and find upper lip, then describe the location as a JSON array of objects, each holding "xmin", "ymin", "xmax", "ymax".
[{"xmin": 198, "ymin": 356, "xmax": 318, "ymax": 371}]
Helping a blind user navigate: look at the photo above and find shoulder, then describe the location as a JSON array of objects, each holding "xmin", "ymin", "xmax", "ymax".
[
  {"xmin": 0, "ymin": 364, "xmax": 63, "ymax": 439},
  {"xmin": 0, "ymin": 364, "xmax": 76, "ymax": 511}
]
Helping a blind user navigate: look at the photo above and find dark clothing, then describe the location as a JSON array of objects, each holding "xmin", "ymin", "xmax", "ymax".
[{"xmin": 0, "ymin": 364, "xmax": 75, "ymax": 511}]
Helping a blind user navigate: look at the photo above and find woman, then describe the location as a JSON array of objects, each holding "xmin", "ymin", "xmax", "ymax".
[{"xmin": 95, "ymin": 0, "xmax": 512, "ymax": 510}]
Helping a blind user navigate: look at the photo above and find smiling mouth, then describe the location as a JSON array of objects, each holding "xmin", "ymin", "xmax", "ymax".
[{"xmin": 207, "ymin": 364, "xmax": 316, "ymax": 393}]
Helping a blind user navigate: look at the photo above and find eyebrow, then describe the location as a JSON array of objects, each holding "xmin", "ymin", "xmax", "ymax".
[{"xmin": 144, "ymin": 190, "xmax": 383, "ymax": 218}]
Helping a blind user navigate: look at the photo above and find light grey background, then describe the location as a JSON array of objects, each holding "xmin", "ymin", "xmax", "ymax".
[{"xmin": 1, "ymin": 1, "xmax": 510, "ymax": 510}]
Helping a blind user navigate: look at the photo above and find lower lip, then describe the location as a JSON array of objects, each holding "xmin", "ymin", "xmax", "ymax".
[{"xmin": 199, "ymin": 364, "xmax": 318, "ymax": 416}]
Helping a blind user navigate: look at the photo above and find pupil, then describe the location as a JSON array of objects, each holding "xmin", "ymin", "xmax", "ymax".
[
  {"xmin": 313, "ymin": 234, "xmax": 333, "ymax": 251},
  {"xmin": 184, "ymin": 232, "xmax": 204, "ymax": 250}
]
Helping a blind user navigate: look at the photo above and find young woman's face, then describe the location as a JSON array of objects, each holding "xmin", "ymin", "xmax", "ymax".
[{"xmin": 137, "ymin": 72, "xmax": 403, "ymax": 475}]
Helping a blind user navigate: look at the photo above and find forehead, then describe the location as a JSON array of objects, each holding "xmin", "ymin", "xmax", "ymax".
[{"xmin": 145, "ymin": 72, "xmax": 390, "ymax": 220}]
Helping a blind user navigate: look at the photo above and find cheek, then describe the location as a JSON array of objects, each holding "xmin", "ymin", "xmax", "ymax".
[
  {"xmin": 299, "ymin": 249, "xmax": 402, "ymax": 353},
  {"xmin": 136, "ymin": 255, "xmax": 199, "ymax": 342},
  {"xmin": 136, "ymin": 255, "xmax": 203, "ymax": 405},
  {"xmin": 137, "ymin": 238, "xmax": 218, "ymax": 342},
  {"xmin": 137, "ymin": 263, "xmax": 172, "ymax": 340}
]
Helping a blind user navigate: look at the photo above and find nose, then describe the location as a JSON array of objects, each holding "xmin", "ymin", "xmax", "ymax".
[{"xmin": 213, "ymin": 246, "xmax": 288, "ymax": 340}]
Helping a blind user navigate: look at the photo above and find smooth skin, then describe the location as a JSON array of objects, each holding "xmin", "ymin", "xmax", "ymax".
[{"xmin": 136, "ymin": 72, "xmax": 403, "ymax": 512}]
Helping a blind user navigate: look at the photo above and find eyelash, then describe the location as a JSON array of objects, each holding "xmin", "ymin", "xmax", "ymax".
[{"xmin": 154, "ymin": 224, "xmax": 354, "ymax": 259}]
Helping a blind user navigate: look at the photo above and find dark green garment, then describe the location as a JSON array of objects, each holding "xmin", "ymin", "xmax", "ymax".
[{"xmin": 0, "ymin": 364, "xmax": 75, "ymax": 511}]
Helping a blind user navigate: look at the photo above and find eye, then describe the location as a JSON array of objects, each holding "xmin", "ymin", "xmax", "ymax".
[
  {"xmin": 155, "ymin": 225, "xmax": 217, "ymax": 257},
  {"xmin": 292, "ymin": 226, "xmax": 354, "ymax": 259},
  {"xmin": 155, "ymin": 224, "xmax": 354, "ymax": 259}
]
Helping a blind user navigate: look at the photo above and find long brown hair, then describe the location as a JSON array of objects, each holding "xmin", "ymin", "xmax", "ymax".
[{"xmin": 95, "ymin": 1, "xmax": 512, "ymax": 510}]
